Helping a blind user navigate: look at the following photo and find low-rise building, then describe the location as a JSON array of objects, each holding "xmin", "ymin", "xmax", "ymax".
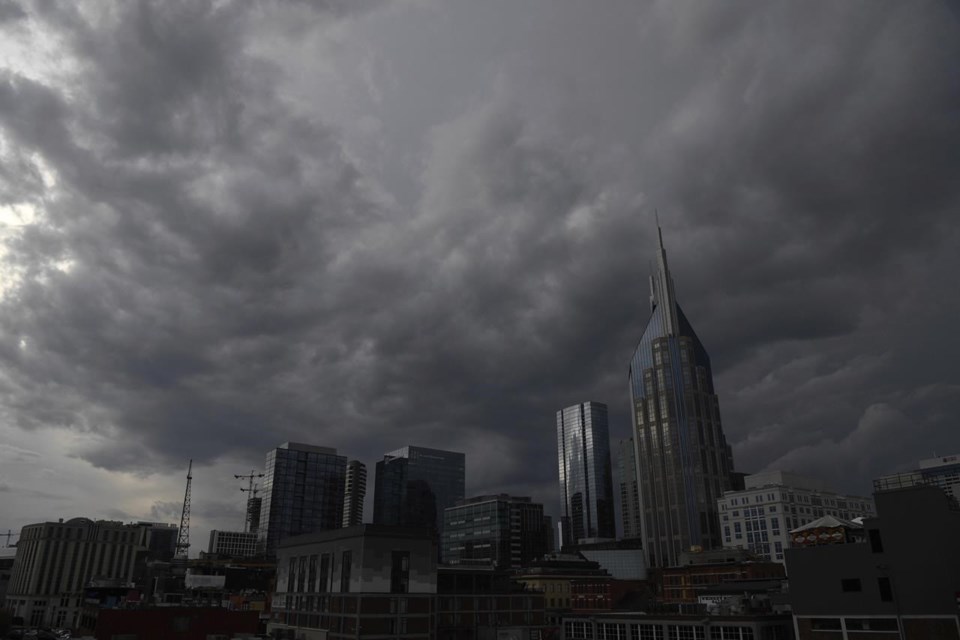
[
  {"xmin": 717, "ymin": 471, "xmax": 875, "ymax": 564},
  {"xmin": 787, "ymin": 482, "xmax": 960, "ymax": 639},
  {"xmin": 269, "ymin": 524, "xmax": 437, "ymax": 639},
  {"xmin": 659, "ymin": 549, "xmax": 786, "ymax": 604},
  {"xmin": 514, "ymin": 553, "xmax": 610, "ymax": 624},
  {"xmin": 561, "ymin": 611, "xmax": 795, "ymax": 640},
  {"xmin": 436, "ymin": 566, "xmax": 547, "ymax": 640}
]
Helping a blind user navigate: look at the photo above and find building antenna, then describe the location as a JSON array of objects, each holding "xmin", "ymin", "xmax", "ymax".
[
  {"xmin": 235, "ymin": 470, "xmax": 265, "ymax": 533},
  {"xmin": 175, "ymin": 459, "xmax": 193, "ymax": 559}
]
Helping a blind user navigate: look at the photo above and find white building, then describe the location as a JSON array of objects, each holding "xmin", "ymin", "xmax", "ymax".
[
  {"xmin": 717, "ymin": 471, "xmax": 875, "ymax": 565},
  {"xmin": 208, "ymin": 529, "xmax": 258, "ymax": 558},
  {"xmin": 874, "ymin": 453, "xmax": 960, "ymax": 502}
]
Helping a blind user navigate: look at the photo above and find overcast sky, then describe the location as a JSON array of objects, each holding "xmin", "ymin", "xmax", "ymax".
[{"xmin": 1, "ymin": 0, "xmax": 958, "ymax": 555}]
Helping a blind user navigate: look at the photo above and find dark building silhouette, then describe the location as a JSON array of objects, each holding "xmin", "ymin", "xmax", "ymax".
[{"xmin": 373, "ymin": 446, "xmax": 465, "ymax": 535}]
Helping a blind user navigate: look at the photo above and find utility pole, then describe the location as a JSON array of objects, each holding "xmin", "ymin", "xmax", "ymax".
[
  {"xmin": 175, "ymin": 460, "xmax": 193, "ymax": 559},
  {"xmin": 235, "ymin": 470, "xmax": 264, "ymax": 533}
]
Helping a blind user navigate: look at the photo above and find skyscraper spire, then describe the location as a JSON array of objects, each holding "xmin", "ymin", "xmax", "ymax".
[{"xmin": 649, "ymin": 221, "xmax": 679, "ymax": 336}]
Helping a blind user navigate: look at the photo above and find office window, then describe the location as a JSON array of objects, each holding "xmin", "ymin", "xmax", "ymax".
[
  {"xmin": 869, "ymin": 529, "xmax": 884, "ymax": 553},
  {"xmin": 877, "ymin": 577, "xmax": 893, "ymax": 602},
  {"xmin": 340, "ymin": 550, "xmax": 352, "ymax": 592},
  {"xmin": 840, "ymin": 578, "xmax": 861, "ymax": 592},
  {"xmin": 391, "ymin": 551, "xmax": 410, "ymax": 594},
  {"xmin": 318, "ymin": 554, "xmax": 330, "ymax": 593}
]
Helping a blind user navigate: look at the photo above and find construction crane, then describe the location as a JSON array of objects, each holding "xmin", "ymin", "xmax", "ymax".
[
  {"xmin": 235, "ymin": 470, "xmax": 264, "ymax": 533},
  {"xmin": 175, "ymin": 459, "xmax": 193, "ymax": 559}
]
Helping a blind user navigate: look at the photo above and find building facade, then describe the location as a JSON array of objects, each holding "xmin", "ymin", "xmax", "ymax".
[
  {"xmin": 269, "ymin": 525, "xmax": 438, "ymax": 640},
  {"xmin": 441, "ymin": 495, "xmax": 550, "ymax": 569},
  {"xmin": 628, "ymin": 228, "xmax": 735, "ymax": 568},
  {"xmin": 556, "ymin": 401, "xmax": 616, "ymax": 548},
  {"xmin": 373, "ymin": 446, "xmax": 465, "ymax": 535},
  {"xmin": 207, "ymin": 530, "xmax": 258, "ymax": 558},
  {"xmin": 4, "ymin": 518, "xmax": 153, "ymax": 629},
  {"xmin": 342, "ymin": 459, "xmax": 367, "ymax": 528},
  {"xmin": 875, "ymin": 453, "xmax": 960, "ymax": 503},
  {"xmin": 718, "ymin": 471, "xmax": 876, "ymax": 565},
  {"xmin": 786, "ymin": 483, "xmax": 960, "ymax": 639},
  {"xmin": 618, "ymin": 437, "xmax": 642, "ymax": 540},
  {"xmin": 258, "ymin": 442, "xmax": 348, "ymax": 556}
]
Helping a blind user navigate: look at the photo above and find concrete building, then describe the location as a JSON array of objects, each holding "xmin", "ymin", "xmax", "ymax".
[
  {"xmin": 561, "ymin": 611, "xmax": 795, "ymax": 639},
  {"xmin": 628, "ymin": 228, "xmax": 736, "ymax": 568},
  {"xmin": 269, "ymin": 525, "xmax": 437, "ymax": 639},
  {"xmin": 258, "ymin": 442, "xmax": 348, "ymax": 555},
  {"xmin": 373, "ymin": 446, "xmax": 465, "ymax": 535},
  {"xmin": 435, "ymin": 566, "xmax": 548, "ymax": 640},
  {"xmin": 618, "ymin": 437, "xmax": 642, "ymax": 540},
  {"xmin": 441, "ymin": 494, "xmax": 550, "ymax": 570},
  {"xmin": 556, "ymin": 401, "xmax": 616, "ymax": 547},
  {"xmin": 207, "ymin": 529, "xmax": 258, "ymax": 558},
  {"xmin": 786, "ymin": 483, "xmax": 960, "ymax": 639},
  {"xmin": 342, "ymin": 459, "xmax": 367, "ymax": 528},
  {"xmin": 718, "ymin": 470, "xmax": 875, "ymax": 564},
  {"xmin": 4, "ymin": 518, "xmax": 154, "ymax": 629},
  {"xmin": 875, "ymin": 453, "xmax": 960, "ymax": 503}
]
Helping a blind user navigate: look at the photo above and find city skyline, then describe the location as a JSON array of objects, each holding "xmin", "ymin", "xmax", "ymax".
[{"xmin": 1, "ymin": 1, "xmax": 959, "ymax": 556}]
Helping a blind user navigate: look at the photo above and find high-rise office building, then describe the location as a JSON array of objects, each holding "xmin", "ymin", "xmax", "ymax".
[
  {"xmin": 373, "ymin": 446, "xmax": 465, "ymax": 534},
  {"xmin": 556, "ymin": 401, "xmax": 616, "ymax": 548},
  {"xmin": 258, "ymin": 442, "xmax": 347, "ymax": 555},
  {"xmin": 618, "ymin": 438, "xmax": 642, "ymax": 539},
  {"xmin": 342, "ymin": 459, "xmax": 367, "ymax": 527},
  {"xmin": 441, "ymin": 494, "xmax": 550, "ymax": 569},
  {"xmin": 628, "ymin": 228, "xmax": 734, "ymax": 567}
]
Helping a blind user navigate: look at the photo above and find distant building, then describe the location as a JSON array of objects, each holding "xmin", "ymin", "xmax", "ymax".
[
  {"xmin": 659, "ymin": 548, "xmax": 786, "ymax": 604},
  {"xmin": 874, "ymin": 453, "xmax": 960, "ymax": 503},
  {"xmin": 556, "ymin": 401, "xmax": 616, "ymax": 547},
  {"xmin": 258, "ymin": 442, "xmax": 348, "ymax": 555},
  {"xmin": 515, "ymin": 553, "xmax": 611, "ymax": 622},
  {"xmin": 436, "ymin": 566, "xmax": 548, "ymax": 640},
  {"xmin": 4, "ymin": 518, "xmax": 156, "ymax": 629},
  {"xmin": 207, "ymin": 530, "xmax": 258, "ymax": 558},
  {"xmin": 627, "ymin": 229, "xmax": 736, "ymax": 568},
  {"xmin": 787, "ymin": 482, "xmax": 960, "ymax": 639},
  {"xmin": 0, "ymin": 556, "xmax": 13, "ymax": 606},
  {"xmin": 617, "ymin": 437, "xmax": 642, "ymax": 540},
  {"xmin": 373, "ymin": 446, "xmax": 465, "ymax": 535},
  {"xmin": 565, "ymin": 538, "xmax": 648, "ymax": 581},
  {"xmin": 342, "ymin": 459, "xmax": 367, "ymax": 527},
  {"xmin": 246, "ymin": 496, "xmax": 262, "ymax": 534},
  {"xmin": 441, "ymin": 494, "xmax": 550, "ymax": 569},
  {"xmin": 269, "ymin": 524, "xmax": 438, "ymax": 639},
  {"xmin": 718, "ymin": 470, "xmax": 875, "ymax": 564}
]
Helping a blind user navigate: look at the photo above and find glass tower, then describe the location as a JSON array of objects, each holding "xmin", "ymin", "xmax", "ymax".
[
  {"xmin": 372, "ymin": 446, "xmax": 466, "ymax": 534},
  {"xmin": 258, "ymin": 442, "xmax": 347, "ymax": 555},
  {"xmin": 628, "ymin": 228, "xmax": 734, "ymax": 567},
  {"xmin": 556, "ymin": 401, "xmax": 616, "ymax": 548}
]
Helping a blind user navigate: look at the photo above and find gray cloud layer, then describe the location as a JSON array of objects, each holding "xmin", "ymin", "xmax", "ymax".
[{"xmin": 0, "ymin": 0, "xmax": 958, "ymax": 532}]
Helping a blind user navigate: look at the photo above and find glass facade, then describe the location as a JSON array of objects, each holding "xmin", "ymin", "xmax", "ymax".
[
  {"xmin": 556, "ymin": 401, "xmax": 616, "ymax": 547},
  {"xmin": 441, "ymin": 495, "xmax": 549, "ymax": 569},
  {"xmin": 372, "ymin": 446, "xmax": 466, "ymax": 535},
  {"xmin": 628, "ymin": 230, "xmax": 734, "ymax": 567},
  {"xmin": 258, "ymin": 442, "xmax": 347, "ymax": 555}
]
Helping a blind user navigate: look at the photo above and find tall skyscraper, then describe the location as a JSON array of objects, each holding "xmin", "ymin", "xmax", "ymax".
[
  {"xmin": 556, "ymin": 401, "xmax": 616, "ymax": 548},
  {"xmin": 618, "ymin": 437, "xmax": 642, "ymax": 539},
  {"xmin": 628, "ymin": 228, "xmax": 734, "ymax": 567},
  {"xmin": 258, "ymin": 442, "xmax": 347, "ymax": 555},
  {"xmin": 372, "ymin": 446, "xmax": 465, "ymax": 534},
  {"xmin": 342, "ymin": 459, "xmax": 367, "ymax": 527}
]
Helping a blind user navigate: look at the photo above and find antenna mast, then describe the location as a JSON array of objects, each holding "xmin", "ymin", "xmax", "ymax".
[
  {"xmin": 175, "ymin": 460, "xmax": 193, "ymax": 559},
  {"xmin": 235, "ymin": 470, "xmax": 265, "ymax": 533}
]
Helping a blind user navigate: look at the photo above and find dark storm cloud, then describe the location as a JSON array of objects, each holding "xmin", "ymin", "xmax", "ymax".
[{"xmin": 0, "ymin": 0, "xmax": 958, "ymax": 525}]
